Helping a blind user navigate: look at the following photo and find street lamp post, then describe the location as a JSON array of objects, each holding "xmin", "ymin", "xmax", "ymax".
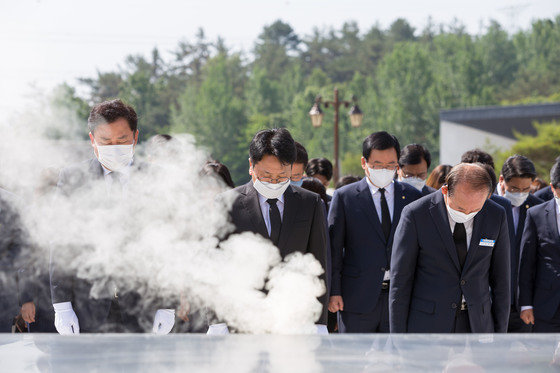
[{"xmin": 309, "ymin": 88, "xmax": 363, "ymax": 185}]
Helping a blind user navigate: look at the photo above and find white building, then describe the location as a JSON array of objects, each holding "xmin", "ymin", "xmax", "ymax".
[{"xmin": 439, "ymin": 103, "xmax": 560, "ymax": 165}]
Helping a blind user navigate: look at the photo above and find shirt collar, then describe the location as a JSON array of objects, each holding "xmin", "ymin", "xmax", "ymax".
[
  {"xmin": 257, "ymin": 191, "xmax": 285, "ymax": 206},
  {"xmin": 101, "ymin": 160, "xmax": 133, "ymax": 178},
  {"xmin": 556, "ymin": 199, "xmax": 560, "ymax": 216},
  {"xmin": 446, "ymin": 210, "xmax": 475, "ymax": 230},
  {"xmin": 366, "ymin": 176, "xmax": 394, "ymax": 195}
]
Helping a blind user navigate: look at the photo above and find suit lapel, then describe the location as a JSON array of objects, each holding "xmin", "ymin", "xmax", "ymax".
[
  {"xmin": 356, "ymin": 178, "xmax": 386, "ymax": 244},
  {"xmin": 516, "ymin": 204, "xmax": 529, "ymax": 247},
  {"xmin": 429, "ymin": 191, "xmax": 461, "ymax": 272},
  {"xmin": 462, "ymin": 203, "xmax": 487, "ymax": 271},
  {"xmin": 388, "ymin": 181, "xmax": 406, "ymax": 247},
  {"xmin": 241, "ymin": 182, "xmax": 269, "ymax": 239},
  {"xmin": 545, "ymin": 200, "xmax": 560, "ymax": 242},
  {"xmin": 89, "ymin": 158, "xmax": 105, "ymax": 179},
  {"xmin": 277, "ymin": 186, "xmax": 300, "ymax": 256}
]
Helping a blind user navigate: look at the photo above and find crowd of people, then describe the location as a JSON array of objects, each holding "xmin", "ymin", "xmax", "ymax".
[{"xmin": 1, "ymin": 98, "xmax": 560, "ymax": 335}]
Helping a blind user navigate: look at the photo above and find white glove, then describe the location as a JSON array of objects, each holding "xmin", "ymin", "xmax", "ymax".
[
  {"xmin": 207, "ymin": 323, "xmax": 230, "ymax": 335},
  {"xmin": 316, "ymin": 324, "xmax": 329, "ymax": 335},
  {"xmin": 152, "ymin": 309, "xmax": 175, "ymax": 335},
  {"xmin": 53, "ymin": 302, "xmax": 80, "ymax": 335}
]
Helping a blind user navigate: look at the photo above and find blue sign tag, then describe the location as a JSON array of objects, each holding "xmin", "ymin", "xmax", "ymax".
[{"xmin": 479, "ymin": 238, "xmax": 495, "ymax": 247}]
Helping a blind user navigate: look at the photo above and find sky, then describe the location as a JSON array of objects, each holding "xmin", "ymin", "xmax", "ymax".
[{"xmin": 1, "ymin": 0, "xmax": 559, "ymax": 121}]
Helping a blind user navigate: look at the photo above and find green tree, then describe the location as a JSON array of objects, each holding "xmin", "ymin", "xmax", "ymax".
[
  {"xmin": 253, "ymin": 20, "xmax": 300, "ymax": 81},
  {"xmin": 374, "ymin": 42, "xmax": 438, "ymax": 155},
  {"xmin": 171, "ymin": 52, "xmax": 248, "ymax": 184},
  {"xmin": 495, "ymin": 121, "xmax": 560, "ymax": 181},
  {"xmin": 476, "ymin": 20, "xmax": 518, "ymax": 101}
]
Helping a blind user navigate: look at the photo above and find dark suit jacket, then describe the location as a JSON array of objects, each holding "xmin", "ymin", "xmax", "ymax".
[
  {"xmin": 518, "ymin": 199, "xmax": 560, "ymax": 321},
  {"xmin": 328, "ymin": 178, "xmax": 423, "ymax": 314},
  {"xmin": 421, "ymin": 185, "xmax": 436, "ymax": 196},
  {"xmin": 389, "ymin": 191, "xmax": 511, "ymax": 333},
  {"xmin": 508, "ymin": 194, "xmax": 544, "ymax": 309},
  {"xmin": 490, "ymin": 195, "xmax": 515, "ymax": 244},
  {"xmin": 50, "ymin": 158, "xmax": 149, "ymax": 332},
  {"xmin": 228, "ymin": 181, "xmax": 329, "ymax": 324},
  {"xmin": 535, "ymin": 186, "xmax": 554, "ymax": 202},
  {"xmin": 0, "ymin": 190, "xmax": 27, "ymax": 331}
]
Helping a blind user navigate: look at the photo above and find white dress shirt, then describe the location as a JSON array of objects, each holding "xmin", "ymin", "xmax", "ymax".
[
  {"xmin": 257, "ymin": 193, "xmax": 285, "ymax": 236},
  {"xmin": 102, "ymin": 162, "xmax": 132, "ymax": 197},
  {"xmin": 447, "ymin": 212, "xmax": 474, "ymax": 251},
  {"xmin": 366, "ymin": 178, "xmax": 395, "ymax": 221},
  {"xmin": 366, "ymin": 178, "xmax": 394, "ymax": 281},
  {"xmin": 521, "ymin": 200, "xmax": 560, "ymax": 311}
]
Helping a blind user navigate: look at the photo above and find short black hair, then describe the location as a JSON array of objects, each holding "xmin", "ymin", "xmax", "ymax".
[
  {"xmin": 481, "ymin": 163, "xmax": 498, "ymax": 192},
  {"xmin": 399, "ymin": 144, "xmax": 431, "ymax": 168},
  {"xmin": 294, "ymin": 142, "xmax": 309, "ymax": 167},
  {"xmin": 461, "ymin": 149, "xmax": 495, "ymax": 170},
  {"xmin": 551, "ymin": 160, "xmax": 560, "ymax": 189},
  {"xmin": 301, "ymin": 177, "xmax": 329, "ymax": 206},
  {"xmin": 362, "ymin": 131, "xmax": 401, "ymax": 161},
  {"xmin": 306, "ymin": 158, "xmax": 333, "ymax": 181},
  {"xmin": 146, "ymin": 134, "xmax": 179, "ymax": 159},
  {"xmin": 335, "ymin": 175, "xmax": 361, "ymax": 189},
  {"xmin": 202, "ymin": 160, "xmax": 235, "ymax": 189},
  {"xmin": 249, "ymin": 128, "xmax": 296, "ymax": 165},
  {"xmin": 501, "ymin": 155, "xmax": 537, "ymax": 182},
  {"xmin": 88, "ymin": 99, "xmax": 138, "ymax": 134}
]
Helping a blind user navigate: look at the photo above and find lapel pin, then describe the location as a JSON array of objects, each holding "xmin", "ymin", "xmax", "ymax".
[
  {"xmin": 525, "ymin": 204, "xmax": 529, "ymax": 209},
  {"xmin": 402, "ymin": 196, "xmax": 406, "ymax": 199}
]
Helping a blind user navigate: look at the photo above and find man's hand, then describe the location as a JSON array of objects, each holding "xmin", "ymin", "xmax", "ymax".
[
  {"xmin": 520, "ymin": 309, "xmax": 535, "ymax": 325},
  {"xmin": 328, "ymin": 296, "xmax": 344, "ymax": 313},
  {"xmin": 20, "ymin": 302, "xmax": 35, "ymax": 324},
  {"xmin": 177, "ymin": 294, "xmax": 190, "ymax": 322}
]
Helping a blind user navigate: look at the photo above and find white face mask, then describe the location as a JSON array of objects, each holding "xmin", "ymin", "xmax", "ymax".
[
  {"xmin": 253, "ymin": 179, "xmax": 290, "ymax": 200},
  {"xmin": 555, "ymin": 195, "xmax": 560, "ymax": 209},
  {"xmin": 367, "ymin": 168, "xmax": 396, "ymax": 189},
  {"xmin": 445, "ymin": 194, "xmax": 479, "ymax": 224},
  {"xmin": 95, "ymin": 141, "xmax": 135, "ymax": 172},
  {"xmin": 400, "ymin": 176, "xmax": 426, "ymax": 191},
  {"xmin": 504, "ymin": 190, "xmax": 529, "ymax": 207}
]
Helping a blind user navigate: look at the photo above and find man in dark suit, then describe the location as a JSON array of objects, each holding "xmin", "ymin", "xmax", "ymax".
[
  {"xmin": 328, "ymin": 131, "xmax": 423, "ymax": 333},
  {"xmin": 0, "ymin": 189, "xmax": 29, "ymax": 332},
  {"xmin": 397, "ymin": 144, "xmax": 436, "ymax": 196},
  {"xmin": 519, "ymin": 160, "xmax": 560, "ymax": 332},
  {"xmin": 290, "ymin": 142, "xmax": 308, "ymax": 188},
  {"xmin": 496, "ymin": 155, "xmax": 543, "ymax": 332},
  {"xmin": 50, "ymin": 99, "xmax": 174, "ymax": 335},
  {"xmin": 461, "ymin": 150, "xmax": 515, "ymax": 237},
  {"xmin": 228, "ymin": 128, "xmax": 328, "ymax": 325},
  {"xmin": 390, "ymin": 163, "xmax": 511, "ymax": 333}
]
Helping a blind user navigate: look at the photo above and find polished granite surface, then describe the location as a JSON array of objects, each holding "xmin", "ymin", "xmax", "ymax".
[{"xmin": 1, "ymin": 333, "xmax": 559, "ymax": 372}]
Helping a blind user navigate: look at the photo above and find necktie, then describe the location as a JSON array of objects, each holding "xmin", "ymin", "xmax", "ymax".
[
  {"xmin": 108, "ymin": 172, "xmax": 122, "ymax": 197},
  {"xmin": 267, "ymin": 199, "xmax": 281, "ymax": 246},
  {"xmin": 379, "ymin": 188, "xmax": 391, "ymax": 242},
  {"xmin": 453, "ymin": 222, "xmax": 468, "ymax": 269}
]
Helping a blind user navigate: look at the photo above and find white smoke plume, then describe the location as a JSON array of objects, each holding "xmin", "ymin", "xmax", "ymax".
[{"xmin": 0, "ymin": 93, "xmax": 325, "ymax": 334}]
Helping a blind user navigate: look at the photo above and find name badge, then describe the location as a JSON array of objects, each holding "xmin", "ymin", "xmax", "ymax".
[{"xmin": 479, "ymin": 239, "xmax": 495, "ymax": 247}]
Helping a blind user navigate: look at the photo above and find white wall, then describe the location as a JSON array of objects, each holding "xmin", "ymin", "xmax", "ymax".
[{"xmin": 439, "ymin": 120, "xmax": 516, "ymax": 165}]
